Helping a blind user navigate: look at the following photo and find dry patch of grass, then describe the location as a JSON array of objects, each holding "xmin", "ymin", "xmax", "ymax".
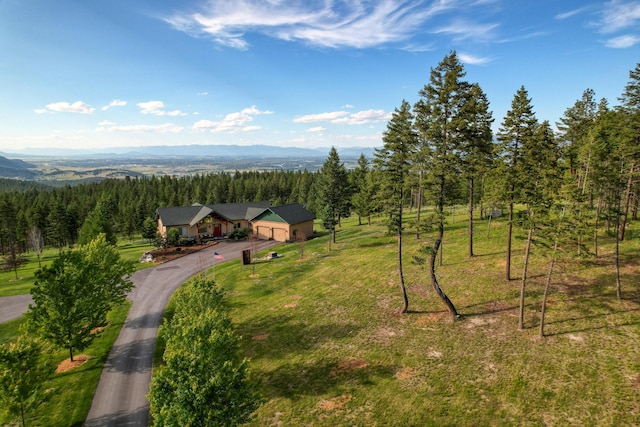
[{"xmin": 318, "ymin": 394, "xmax": 352, "ymax": 411}]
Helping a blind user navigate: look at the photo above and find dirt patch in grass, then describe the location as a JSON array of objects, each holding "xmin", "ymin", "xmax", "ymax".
[
  {"xmin": 395, "ymin": 366, "xmax": 416, "ymax": 381},
  {"xmin": 56, "ymin": 354, "xmax": 90, "ymax": 373},
  {"xmin": 283, "ymin": 302, "xmax": 298, "ymax": 308},
  {"xmin": 319, "ymin": 394, "xmax": 352, "ymax": 411},
  {"xmin": 330, "ymin": 358, "xmax": 368, "ymax": 376},
  {"xmin": 252, "ymin": 333, "xmax": 269, "ymax": 341}
]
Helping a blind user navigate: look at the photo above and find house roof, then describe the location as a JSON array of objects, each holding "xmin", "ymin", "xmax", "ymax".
[
  {"xmin": 251, "ymin": 203, "xmax": 315, "ymax": 225},
  {"xmin": 157, "ymin": 201, "xmax": 272, "ymax": 227},
  {"xmin": 208, "ymin": 201, "xmax": 271, "ymax": 221},
  {"xmin": 156, "ymin": 205, "xmax": 206, "ymax": 227}
]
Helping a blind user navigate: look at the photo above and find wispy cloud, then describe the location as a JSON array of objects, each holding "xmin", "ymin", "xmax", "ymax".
[
  {"xmin": 458, "ymin": 52, "xmax": 492, "ymax": 65},
  {"xmin": 605, "ymin": 34, "xmax": 640, "ymax": 47},
  {"xmin": 193, "ymin": 105, "xmax": 273, "ymax": 133},
  {"xmin": 137, "ymin": 100, "xmax": 187, "ymax": 116},
  {"xmin": 555, "ymin": 7, "xmax": 589, "ymax": 20},
  {"xmin": 598, "ymin": 0, "xmax": 640, "ymax": 33},
  {"xmin": 294, "ymin": 109, "xmax": 390, "ymax": 125},
  {"xmin": 431, "ymin": 19, "xmax": 499, "ymax": 42},
  {"xmin": 165, "ymin": 0, "xmax": 474, "ymax": 49},
  {"xmin": 35, "ymin": 101, "xmax": 95, "ymax": 114},
  {"xmin": 306, "ymin": 126, "xmax": 326, "ymax": 133},
  {"xmin": 102, "ymin": 99, "xmax": 127, "ymax": 111}
]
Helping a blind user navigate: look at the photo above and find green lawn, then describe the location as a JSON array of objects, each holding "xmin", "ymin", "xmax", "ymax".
[
  {"xmin": 0, "ymin": 237, "xmax": 157, "ymax": 297},
  {"xmin": 202, "ymin": 213, "xmax": 640, "ymax": 426},
  {"xmin": 2, "ymin": 213, "xmax": 639, "ymax": 426}
]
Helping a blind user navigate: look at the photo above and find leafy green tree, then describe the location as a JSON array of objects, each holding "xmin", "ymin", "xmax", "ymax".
[
  {"xmin": 315, "ymin": 147, "xmax": 350, "ymax": 248},
  {"xmin": 149, "ymin": 277, "xmax": 261, "ymax": 426},
  {"xmin": 0, "ymin": 336, "xmax": 52, "ymax": 427},
  {"xmin": 26, "ymin": 234, "xmax": 134, "ymax": 362},
  {"xmin": 374, "ymin": 100, "xmax": 418, "ymax": 314},
  {"xmin": 496, "ymin": 86, "xmax": 538, "ymax": 281},
  {"xmin": 414, "ymin": 51, "xmax": 468, "ymax": 318}
]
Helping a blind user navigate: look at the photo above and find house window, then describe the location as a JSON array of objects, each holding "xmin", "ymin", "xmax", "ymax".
[
  {"xmin": 178, "ymin": 227, "xmax": 187, "ymax": 236},
  {"xmin": 235, "ymin": 222, "xmax": 242, "ymax": 229}
]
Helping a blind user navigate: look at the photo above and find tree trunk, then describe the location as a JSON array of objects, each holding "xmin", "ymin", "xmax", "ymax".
[
  {"xmin": 398, "ymin": 201, "xmax": 408, "ymax": 313},
  {"xmin": 594, "ymin": 198, "xmax": 600, "ymax": 257},
  {"xmin": 540, "ymin": 246, "xmax": 557, "ymax": 337},
  {"xmin": 506, "ymin": 201, "xmax": 514, "ymax": 281},
  {"xmin": 429, "ymin": 230, "xmax": 460, "ymax": 318},
  {"xmin": 615, "ymin": 194, "xmax": 622, "ymax": 300},
  {"xmin": 416, "ymin": 172, "xmax": 423, "ymax": 240},
  {"xmin": 519, "ymin": 226, "xmax": 533, "ymax": 330},
  {"xmin": 618, "ymin": 162, "xmax": 635, "ymax": 241},
  {"xmin": 468, "ymin": 176, "xmax": 474, "ymax": 257}
]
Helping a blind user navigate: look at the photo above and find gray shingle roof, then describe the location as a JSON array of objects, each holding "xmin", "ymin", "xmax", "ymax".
[
  {"xmin": 157, "ymin": 201, "xmax": 272, "ymax": 227},
  {"xmin": 251, "ymin": 203, "xmax": 315, "ymax": 225},
  {"xmin": 208, "ymin": 201, "xmax": 271, "ymax": 221}
]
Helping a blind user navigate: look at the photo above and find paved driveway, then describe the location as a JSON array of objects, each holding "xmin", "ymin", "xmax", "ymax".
[
  {"xmin": 0, "ymin": 294, "xmax": 33, "ymax": 323},
  {"xmin": 84, "ymin": 240, "xmax": 280, "ymax": 426}
]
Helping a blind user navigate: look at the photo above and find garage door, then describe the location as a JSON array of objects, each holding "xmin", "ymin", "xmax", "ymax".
[{"xmin": 273, "ymin": 228, "xmax": 287, "ymax": 242}]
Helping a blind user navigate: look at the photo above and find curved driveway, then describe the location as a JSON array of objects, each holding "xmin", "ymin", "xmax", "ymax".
[{"xmin": 81, "ymin": 240, "xmax": 280, "ymax": 426}]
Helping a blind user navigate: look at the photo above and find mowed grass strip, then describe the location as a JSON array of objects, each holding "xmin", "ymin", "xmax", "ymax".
[{"xmin": 206, "ymin": 213, "xmax": 639, "ymax": 426}]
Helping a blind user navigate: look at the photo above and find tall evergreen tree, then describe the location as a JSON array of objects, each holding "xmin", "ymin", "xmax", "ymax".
[
  {"xmin": 374, "ymin": 100, "xmax": 418, "ymax": 314},
  {"xmin": 315, "ymin": 147, "xmax": 350, "ymax": 248},
  {"xmin": 496, "ymin": 86, "xmax": 538, "ymax": 281},
  {"xmin": 459, "ymin": 82, "xmax": 494, "ymax": 257},
  {"xmin": 414, "ymin": 51, "xmax": 467, "ymax": 318}
]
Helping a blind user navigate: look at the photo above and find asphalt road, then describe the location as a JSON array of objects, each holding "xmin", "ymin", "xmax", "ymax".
[
  {"xmin": 0, "ymin": 294, "xmax": 33, "ymax": 323},
  {"xmin": 78, "ymin": 239, "xmax": 280, "ymax": 426}
]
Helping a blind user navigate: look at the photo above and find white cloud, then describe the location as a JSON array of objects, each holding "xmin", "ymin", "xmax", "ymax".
[
  {"xmin": 458, "ymin": 52, "xmax": 492, "ymax": 65},
  {"xmin": 599, "ymin": 0, "xmax": 640, "ymax": 33},
  {"xmin": 102, "ymin": 99, "xmax": 127, "ymax": 111},
  {"xmin": 197, "ymin": 92, "xmax": 209, "ymax": 96},
  {"xmin": 36, "ymin": 101, "xmax": 95, "ymax": 114},
  {"xmin": 97, "ymin": 123, "xmax": 184, "ymax": 133},
  {"xmin": 193, "ymin": 105, "xmax": 273, "ymax": 133},
  {"xmin": 306, "ymin": 126, "xmax": 326, "ymax": 132},
  {"xmin": 605, "ymin": 34, "xmax": 640, "ymax": 47},
  {"xmin": 555, "ymin": 7, "xmax": 589, "ymax": 20},
  {"xmin": 137, "ymin": 100, "xmax": 187, "ymax": 116},
  {"xmin": 165, "ymin": 0, "xmax": 460, "ymax": 49},
  {"xmin": 294, "ymin": 109, "xmax": 390, "ymax": 125}
]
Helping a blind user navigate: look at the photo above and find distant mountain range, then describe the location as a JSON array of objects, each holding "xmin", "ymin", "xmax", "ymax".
[
  {"xmin": 0, "ymin": 155, "xmax": 36, "ymax": 179},
  {"xmin": 0, "ymin": 144, "xmax": 377, "ymax": 159}
]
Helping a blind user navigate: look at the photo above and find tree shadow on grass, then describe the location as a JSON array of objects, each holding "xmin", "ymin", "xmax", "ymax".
[{"xmin": 261, "ymin": 358, "xmax": 397, "ymax": 401}]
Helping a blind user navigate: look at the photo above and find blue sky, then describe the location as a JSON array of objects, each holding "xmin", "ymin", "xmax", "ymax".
[{"xmin": 1, "ymin": 0, "xmax": 639, "ymax": 152}]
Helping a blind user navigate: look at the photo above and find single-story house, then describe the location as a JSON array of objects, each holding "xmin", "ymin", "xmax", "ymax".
[
  {"xmin": 156, "ymin": 201, "xmax": 315, "ymax": 242},
  {"xmin": 250, "ymin": 203, "xmax": 316, "ymax": 242}
]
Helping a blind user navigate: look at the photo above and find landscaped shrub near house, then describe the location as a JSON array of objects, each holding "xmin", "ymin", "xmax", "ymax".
[{"xmin": 229, "ymin": 228, "xmax": 252, "ymax": 240}]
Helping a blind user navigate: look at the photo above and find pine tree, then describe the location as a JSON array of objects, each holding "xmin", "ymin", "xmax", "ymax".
[
  {"xmin": 374, "ymin": 100, "xmax": 418, "ymax": 314},
  {"xmin": 315, "ymin": 147, "xmax": 350, "ymax": 248},
  {"xmin": 496, "ymin": 86, "xmax": 538, "ymax": 281}
]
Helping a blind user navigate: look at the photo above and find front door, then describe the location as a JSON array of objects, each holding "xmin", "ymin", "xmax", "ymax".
[{"xmin": 213, "ymin": 224, "xmax": 221, "ymax": 237}]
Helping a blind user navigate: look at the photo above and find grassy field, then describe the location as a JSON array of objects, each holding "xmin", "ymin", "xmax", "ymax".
[
  {"xmin": 1, "ymin": 211, "xmax": 639, "ymax": 426},
  {"xmin": 0, "ymin": 238, "xmax": 157, "ymax": 297},
  {"xmin": 199, "ymin": 212, "xmax": 640, "ymax": 426}
]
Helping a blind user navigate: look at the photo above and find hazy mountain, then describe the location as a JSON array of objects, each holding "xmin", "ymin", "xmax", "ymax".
[
  {"xmin": 3, "ymin": 144, "xmax": 377, "ymax": 159},
  {"xmin": 0, "ymin": 155, "xmax": 36, "ymax": 178}
]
